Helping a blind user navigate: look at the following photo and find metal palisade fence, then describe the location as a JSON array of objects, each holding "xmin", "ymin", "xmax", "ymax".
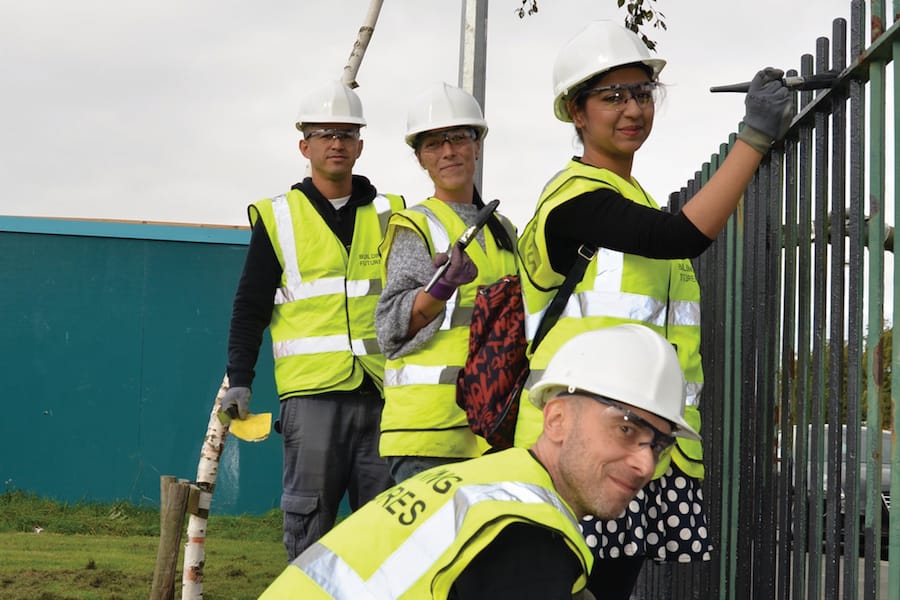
[{"xmin": 635, "ymin": 1, "xmax": 898, "ymax": 599}]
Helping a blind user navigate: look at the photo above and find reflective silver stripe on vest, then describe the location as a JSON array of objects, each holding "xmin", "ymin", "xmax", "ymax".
[
  {"xmin": 433, "ymin": 298, "xmax": 475, "ymax": 331},
  {"xmin": 374, "ymin": 194, "xmax": 395, "ymax": 233},
  {"xmin": 525, "ymin": 290, "xmax": 667, "ymax": 340},
  {"xmin": 411, "ymin": 206, "xmax": 450, "ymax": 332},
  {"xmin": 347, "ymin": 278, "xmax": 381, "ymax": 298},
  {"xmin": 525, "ymin": 248, "xmax": 667, "ymax": 339},
  {"xmin": 526, "ymin": 369, "xmax": 543, "ymax": 389},
  {"xmin": 408, "ymin": 204, "xmax": 473, "ymax": 332},
  {"xmin": 449, "ymin": 306, "xmax": 474, "ymax": 328},
  {"xmin": 351, "ymin": 337, "xmax": 382, "ymax": 357},
  {"xmin": 275, "ymin": 276, "xmax": 347, "ymax": 305},
  {"xmin": 410, "ymin": 205, "xmax": 451, "ymax": 252},
  {"xmin": 294, "ymin": 481, "xmax": 576, "ymax": 599},
  {"xmin": 666, "ymin": 299, "xmax": 702, "ymax": 406},
  {"xmin": 685, "ymin": 381, "xmax": 703, "ymax": 407},
  {"xmin": 292, "ymin": 543, "xmax": 375, "ymax": 599},
  {"xmin": 271, "ymin": 193, "xmax": 355, "ymax": 305},
  {"xmin": 273, "ymin": 334, "xmax": 351, "ymax": 359},
  {"xmin": 383, "ymin": 364, "xmax": 460, "ymax": 387},
  {"xmin": 272, "ymin": 194, "xmax": 304, "ymax": 302},
  {"xmin": 667, "ymin": 299, "xmax": 701, "ymax": 327},
  {"xmin": 439, "ymin": 294, "xmax": 458, "ymax": 330},
  {"xmin": 592, "ymin": 248, "xmax": 625, "ymax": 291}
]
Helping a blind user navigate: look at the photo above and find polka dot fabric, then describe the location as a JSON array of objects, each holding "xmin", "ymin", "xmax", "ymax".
[{"xmin": 580, "ymin": 464, "xmax": 712, "ymax": 563}]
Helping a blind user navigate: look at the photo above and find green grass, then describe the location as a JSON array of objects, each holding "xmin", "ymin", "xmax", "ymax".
[{"xmin": 0, "ymin": 489, "xmax": 286, "ymax": 599}]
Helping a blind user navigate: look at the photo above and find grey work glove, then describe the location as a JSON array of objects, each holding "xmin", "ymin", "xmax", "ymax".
[
  {"xmin": 737, "ymin": 67, "xmax": 793, "ymax": 154},
  {"xmin": 220, "ymin": 386, "xmax": 252, "ymax": 421},
  {"xmin": 428, "ymin": 243, "xmax": 479, "ymax": 301}
]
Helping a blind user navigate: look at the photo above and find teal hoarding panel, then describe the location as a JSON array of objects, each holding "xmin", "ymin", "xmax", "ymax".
[{"xmin": 1, "ymin": 221, "xmax": 283, "ymax": 515}]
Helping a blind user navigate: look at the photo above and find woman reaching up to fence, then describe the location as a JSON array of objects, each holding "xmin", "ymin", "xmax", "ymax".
[{"xmin": 513, "ymin": 20, "xmax": 793, "ymax": 599}]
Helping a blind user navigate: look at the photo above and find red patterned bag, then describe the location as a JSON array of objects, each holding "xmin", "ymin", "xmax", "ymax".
[
  {"xmin": 456, "ymin": 275, "xmax": 528, "ymax": 450},
  {"xmin": 456, "ymin": 246, "xmax": 595, "ymax": 450}
]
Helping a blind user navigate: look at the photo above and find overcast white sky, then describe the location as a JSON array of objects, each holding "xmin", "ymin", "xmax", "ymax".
[{"xmin": 1, "ymin": 0, "xmax": 852, "ymax": 230}]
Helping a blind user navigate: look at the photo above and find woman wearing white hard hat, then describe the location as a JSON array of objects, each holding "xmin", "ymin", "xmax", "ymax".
[
  {"xmin": 513, "ymin": 20, "xmax": 793, "ymax": 599},
  {"xmin": 375, "ymin": 83, "xmax": 517, "ymax": 483}
]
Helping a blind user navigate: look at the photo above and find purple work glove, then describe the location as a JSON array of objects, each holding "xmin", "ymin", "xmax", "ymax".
[
  {"xmin": 427, "ymin": 243, "xmax": 478, "ymax": 301},
  {"xmin": 738, "ymin": 67, "xmax": 793, "ymax": 154}
]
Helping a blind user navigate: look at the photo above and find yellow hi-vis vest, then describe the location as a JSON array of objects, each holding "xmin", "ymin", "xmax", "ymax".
[
  {"xmin": 514, "ymin": 161, "xmax": 704, "ymax": 479},
  {"xmin": 259, "ymin": 447, "xmax": 592, "ymax": 599},
  {"xmin": 379, "ymin": 199, "xmax": 518, "ymax": 458},
  {"xmin": 251, "ymin": 190, "xmax": 405, "ymax": 399}
]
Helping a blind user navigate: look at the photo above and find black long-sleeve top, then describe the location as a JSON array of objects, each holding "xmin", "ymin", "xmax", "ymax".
[
  {"xmin": 542, "ymin": 172, "xmax": 713, "ymax": 276},
  {"xmin": 225, "ymin": 175, "xmax": 379, "ymax": 393},
  {"xmin": 449, "ymin": 449, "xmax": 585, "ymax": 599},
  {"xmin": 449, "ymin": 522, "xmax": 584, "ymax": 599}
]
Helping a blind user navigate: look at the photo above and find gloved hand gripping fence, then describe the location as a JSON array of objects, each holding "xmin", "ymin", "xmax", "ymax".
[{"xmin": 736, "ymin": 67, "xmax": 794, "ymax": 154}]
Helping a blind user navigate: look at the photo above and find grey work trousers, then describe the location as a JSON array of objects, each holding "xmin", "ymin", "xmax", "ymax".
[{"xmin": 279, "ymin": 390, "xmax": 392, "ymax": 561}]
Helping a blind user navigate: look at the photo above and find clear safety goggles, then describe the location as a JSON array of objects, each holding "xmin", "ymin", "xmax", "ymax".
[
  {"xmin": 417, "ymin": 127, "xmax": 476, "ymax": 153},
  {"xmin": 578, "ymin": 81, "xmax": 660, "ymax": 112},
  {"xmin": 559, "ymin": 390, "xmax": 676, "ymax": 458},
  {"xmin": 304, "ymin": 128, "xmax": 361, "ymax": 142}
]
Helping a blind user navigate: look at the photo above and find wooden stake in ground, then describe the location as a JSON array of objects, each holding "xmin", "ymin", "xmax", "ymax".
[
  {"xmin": 182, "ymin": 374, "xmax": 231, "ymax": 600},
  {"xmin": 150, "ymin": 476, "xmax": 191, "ymax": 600}
]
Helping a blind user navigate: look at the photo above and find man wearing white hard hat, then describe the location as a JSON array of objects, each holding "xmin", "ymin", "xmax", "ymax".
[
  {"xmin": 222, "ymin": 80, "xmax": 405, "ymax": 560},
  {"xmin": 260, "ymin": 324, "xmax": 698, "ymax": 599}
]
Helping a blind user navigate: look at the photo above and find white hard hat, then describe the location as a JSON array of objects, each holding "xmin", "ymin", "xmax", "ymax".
[
  {"xmin": 404, "ymin": 82, "xmax": 488, "ymax": 147},
  {"xmin": 295, "ymin": 80, "xmax": 366, "ymax": 131},
  {"xmin": 528, "ymin": 324, "xmax": 699, "ymax": 440},
  {"xmin": 552, "ymin": 20, "xmax": 666, "ymax": 122}
]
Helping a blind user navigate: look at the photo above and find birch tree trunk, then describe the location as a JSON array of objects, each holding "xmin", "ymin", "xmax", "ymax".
[
  {"xmin": 182, "ymin": 374, "xmax": 230, "ymax": 600},
  {"xmin": 341, "ymin": 0, "xmax": 384, "ymax": 88}
]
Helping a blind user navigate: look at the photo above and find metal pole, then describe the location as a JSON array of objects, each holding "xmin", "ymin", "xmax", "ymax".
[{"xmin": 458, "ymin": 0, "xmax": 488, "ymax": 191}]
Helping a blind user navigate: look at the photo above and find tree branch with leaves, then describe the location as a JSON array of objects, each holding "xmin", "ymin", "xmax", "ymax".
[{"xmin": 516, "ymin": 0, "xmax": 666, "ymax": 50}]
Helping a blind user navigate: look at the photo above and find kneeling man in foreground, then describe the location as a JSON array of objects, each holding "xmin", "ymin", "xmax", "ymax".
[{"xmin": 260, "ymin": 323, "xmax": 700, "ymax": 599}]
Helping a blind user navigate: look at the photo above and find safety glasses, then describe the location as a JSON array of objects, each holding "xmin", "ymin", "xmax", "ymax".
[
  {"xmin": 578, "ymin": 81, "xmax": 660, "ymax": 112},
  {"xmin": 304, "ymin": 128, "xmax": 361, "ymax": 142},
  {"xmin": 560, "ymin": 390, "xmax": 676, "ymax": 457},
  {"xmin": 417, "ymin": 128, "xmax": 476, "ymax": 153}
]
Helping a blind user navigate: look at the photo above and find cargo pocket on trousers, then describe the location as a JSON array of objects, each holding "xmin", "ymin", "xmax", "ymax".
[
  {"xmin": 281, "ymin": 493, "xmax": 318, "ymax": 516},
  {"xmin": 281, "ymin": 494, "xmax": 321, "ymax": 559}
]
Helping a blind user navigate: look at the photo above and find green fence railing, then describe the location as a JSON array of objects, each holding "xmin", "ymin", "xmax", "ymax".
[{"xmin": 635, "ymin": 2, "xmax": 898, "ymax": 598}]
